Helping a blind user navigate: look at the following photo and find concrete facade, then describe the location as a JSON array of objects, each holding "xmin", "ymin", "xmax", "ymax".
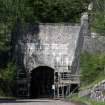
[
  {"xmin": 24, "ymin": 24, "xmax": 81, "ymax": 73},
  {"xmin": 83, "ymin": 35, "xmax": 105, "ymax": 53},
  {"xmin": 11, "ymin": 13, "xmax": 89, "ymax": 98}
]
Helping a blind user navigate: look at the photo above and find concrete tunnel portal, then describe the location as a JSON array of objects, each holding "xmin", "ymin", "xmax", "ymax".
[
  {"xmin": 30, "ymin": 66, "xmax": 79, "ymax": 99},
  {"xmin": 13, "ymin": 13, "xmax": 89, "ymax": 98},
  {"xmin": 30, "ymin": 66, "xmax": 54, "ymax": 98}
]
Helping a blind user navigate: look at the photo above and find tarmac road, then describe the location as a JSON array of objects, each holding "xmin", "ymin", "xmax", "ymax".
[{"xmin": 0, "ymin": 99, "xmax": 77, "ymax": 105}]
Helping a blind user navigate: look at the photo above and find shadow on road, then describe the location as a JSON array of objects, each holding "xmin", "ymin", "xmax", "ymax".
[{"xmin": 0, "ymin": 98, "xmax": 54, "ymax": 103}]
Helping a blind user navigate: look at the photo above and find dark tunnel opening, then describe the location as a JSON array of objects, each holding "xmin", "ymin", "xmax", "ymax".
[{"xmin": 30, "ymin": 66, "xmax": 54, "ymax": 98}]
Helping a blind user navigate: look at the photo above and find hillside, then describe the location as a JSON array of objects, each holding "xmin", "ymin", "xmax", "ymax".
[{"xmin": 80, "ymin": 51, "xmax": 105, "ymax": 88}]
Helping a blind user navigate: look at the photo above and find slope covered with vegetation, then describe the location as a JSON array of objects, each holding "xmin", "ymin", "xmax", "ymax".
[
  {"xmin": 69, "ymin": 51, "xmax": 105, "ymax": 104},
  {"xmin": 80, "ymin": 0, "xmax": 105, "ymax": 89},
  {"xmin": 80, "ymin": 51, "xmax": 105, "ymax": 88}
]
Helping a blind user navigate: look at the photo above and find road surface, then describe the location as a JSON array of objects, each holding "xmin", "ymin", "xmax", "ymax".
[{"xmin": 0, "ymin": 99, "xmax": 77, "ymax": 105}]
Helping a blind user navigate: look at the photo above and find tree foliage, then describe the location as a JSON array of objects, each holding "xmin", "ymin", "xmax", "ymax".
[
  {"xmin": 0, "ymin": 0, "xmax": 89, "ymax": 23},
  {"xmin": 80, "ymin": 51, "xmax": 105, "ymax": 86},
  {"xmin": 0, "ymin": 0, "xmax": 89, "ymax": 52},
  {"xmin": 91, "ymin": 0, "xmax": 105, "ymax": 35},
  {"xmin": 0, "ymin": 62, "xmax": 16, "ymax": 96}
]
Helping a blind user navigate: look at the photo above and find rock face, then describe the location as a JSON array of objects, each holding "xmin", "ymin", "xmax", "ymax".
[
  {"xmin": 11, "ymin": 13, "xmax": 89, "ymax": 98},
  {"xmin": 90, "ymin": 80, "xmax": 105, "ymax": 101},
  {"xmin": 81, "ymin": 80, "xmax": 105, "ymax": 102}
]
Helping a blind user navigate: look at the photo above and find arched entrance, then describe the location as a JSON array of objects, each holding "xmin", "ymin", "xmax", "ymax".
[{"xmin": 30, "ymin": 66, "xmax": 54, "ymax": 98}]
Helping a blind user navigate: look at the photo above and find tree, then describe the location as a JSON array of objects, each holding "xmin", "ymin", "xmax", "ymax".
[
  {"xmin": 0, "ymin": 62, "xmax": 16, "ymax": 96},
  {"xmin": 91, "ymin": 0, "xmax": 105, "ymax": 36},
  {"xmin": 0, "ymin": 0, "xmax": 89, "ymax": 52},
  {"xmin": 80, "ymin": 51, "xmax": 105, "ymax": 86},
  {"xmin": 28, "ymin": 0, "xmax": 89, "ymax": 23}
]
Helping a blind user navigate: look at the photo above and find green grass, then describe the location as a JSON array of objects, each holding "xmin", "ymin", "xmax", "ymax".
[
  {"xmin": 0, "ymin": 95, "xmax": 16, "ymax": 99},
  {"xmin": 80, "ymin": 74, "xmax": 105, "ymax": 91}
]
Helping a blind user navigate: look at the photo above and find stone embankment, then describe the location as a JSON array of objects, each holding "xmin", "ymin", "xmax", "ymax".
[
  {"xmin": 90, "ymin": 80, "xmax": 105, "ymax": 101},
  {"xmin": 83, "ymin": 35, "xmax": 105, "ymax": 53},
  {"xmin": 79, "ymin": 80, "xmax": 105, "ymax": 102}
]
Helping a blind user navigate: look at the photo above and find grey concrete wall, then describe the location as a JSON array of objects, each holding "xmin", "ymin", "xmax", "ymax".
[
  {"xmin": 23, "ymin": 24, "xmax": 81, "ymax": 73},
  {"xmin": 83, "ymin": 35, "xmax": 105, "ymax": 53},
  {"xmin": 11, "ymin": 13, "xmax": 89, "ymax": 74}
]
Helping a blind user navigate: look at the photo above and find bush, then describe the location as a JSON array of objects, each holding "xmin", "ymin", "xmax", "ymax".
[
  {"xmin": 80, "ymin": 51, "xmax": 105, "ymax": 86},
  {"xmin": 0, "ymin": 62, "xmax": 16, "ymax": 96}
]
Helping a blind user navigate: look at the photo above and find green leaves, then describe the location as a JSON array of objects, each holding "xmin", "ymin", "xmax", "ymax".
[
  {"xmin": 91, "ymin": 11, "xmax": 105, "ymax": 36},
  {"xmin": 0, "ymin": 62, "xmax": 16, "ymax": 96},
  {"xmin": 80, "ymin": 52, "xmax": 105, "ymax": 85},
  {"xmin": 0, "ymin": 0, "xmax": 89, "ymax": 52},
  {"xmin": 0, "ymin": 23, "xmax": 10, "ymax": 52},
  {"xmin": 30, "ymin": 0, "xmax": 89, "ymax": 23},
  {"xmin": 91, "ymin": 0, "xmax": 105, "ymax": 36},
  {"xmin": 1, "ymin": 62, "xmax": 16, "ymax": 81},
  {"xmin": 0, "ymin": 0, "xmax": 89, "ymax": 23}
]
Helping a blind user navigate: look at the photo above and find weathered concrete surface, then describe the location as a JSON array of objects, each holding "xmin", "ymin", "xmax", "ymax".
[
  {"xmin": 16, "ymin": 24, "xmax": 82, "ymax": 73},
  {"xmin": 0, "ymin": 99, "xmax": 76, "ymax": 105},
  {"xmin": 83, "ymin": 35, "xmax": 105, "ymax": 53},
  {"xmin": 11, "ymin": 23, "xmax": 86, "ymax": 73}
]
